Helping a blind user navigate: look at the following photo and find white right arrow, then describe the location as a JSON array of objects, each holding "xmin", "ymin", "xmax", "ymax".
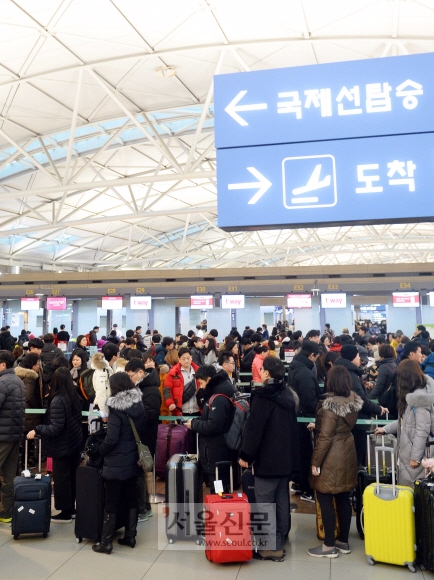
[
  {"xmin": 228, "ymin": 167, "xmax": 272, "ymax": 205},
  {"xmin": 225, "ymin": 90, "xmax": 268, "ymax": 126}
]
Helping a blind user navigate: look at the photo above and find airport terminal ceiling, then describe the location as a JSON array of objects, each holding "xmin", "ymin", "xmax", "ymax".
[{"xmin": 0, "ymin": 0, "xmax": 433, "ymax": 273}]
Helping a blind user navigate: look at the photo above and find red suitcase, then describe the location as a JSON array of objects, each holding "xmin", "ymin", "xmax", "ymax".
[
  {"xmin": 155, "ymin": 424, "xmax": 193, "ymax": 478},
  {"xmin": 204, "ymin": 464, "xmax": 252, "ymax": 564}
]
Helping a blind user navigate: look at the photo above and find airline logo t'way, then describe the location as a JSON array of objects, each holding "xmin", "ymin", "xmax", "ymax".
[
  {"xmin": 321, "ymin": 294, "xmax": 347, "ymax": 308},
  {"xmin": 131, "ymin": 296, "xmax": 151, "ymax": 309},
  {"xmin": 222, "ymin": 295, "xmax": 245, "ymax": 309}
]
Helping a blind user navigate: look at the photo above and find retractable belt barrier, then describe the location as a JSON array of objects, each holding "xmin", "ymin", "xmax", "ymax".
[{"xmin": 24, "ymin": 408, "xmax": 394, "ymax": 425}]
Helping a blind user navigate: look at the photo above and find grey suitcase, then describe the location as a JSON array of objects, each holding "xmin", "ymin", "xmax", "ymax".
[{"xmin": 165, "ymin": 453, "xmax": 202, "ymax": 543}]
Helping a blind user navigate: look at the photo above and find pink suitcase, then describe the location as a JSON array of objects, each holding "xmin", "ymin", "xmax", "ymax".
[{"xmin": 155, "ymin": 424, "xmax": 193, "ymax": 478}]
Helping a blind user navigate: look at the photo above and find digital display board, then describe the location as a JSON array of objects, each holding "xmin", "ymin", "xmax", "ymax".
[
  {"xmin": 286, "ymin": 294, "xmax": 312, "ymax": 308},
  {"xmin": 46, "ymin": 296, "xmax": 67, "ymax": 311},
  {"xmin": 101, "ymin": 296, "xmax": 123, "ymax": 310},
  {"xmin": 221, "ymin": 295, "xmax": 245, "ymax": 309},
  {"xmin": 190, "ymin": 295, "xmax": 213, "ymax": 309},
  {"xmin": 392, "ymin": 292, "xmax": 420, "ymax": 308},
  {"xmin": 21, "ymin": 297, "xmax": 40, "ymax": 311},
  {"xmin": 321, "ymin": 293, "xmax": 347, "ymax": 309},
  {"xmin": 130, "ymin": 296, "xmax": 152, "ymax": 310},
  {"xmin": 429, "ymin": 293, "xmax": 434, "ymax": 307}
]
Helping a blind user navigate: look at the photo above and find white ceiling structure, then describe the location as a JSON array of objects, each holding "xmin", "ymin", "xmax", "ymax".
[{"xmin": 0, "ymin": 0, "xmax": 433, "ymax": 272}]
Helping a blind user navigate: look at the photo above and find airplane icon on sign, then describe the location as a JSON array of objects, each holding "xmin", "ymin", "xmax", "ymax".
[{"xmin": 292, "ymin": 164, "xmax": 331, "ymax": 199}]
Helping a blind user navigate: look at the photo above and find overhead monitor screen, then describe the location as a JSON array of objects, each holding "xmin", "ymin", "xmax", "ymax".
[
  {"xmin": 190, "ymin": 295, "xmax": 214, "ymax": 310},
  {"xmin": 46, "ymin": 296, "xmax": 67, "ymax": 311},
  {"xmin": 130, "ymin": 296, "xmax": 152, "ymax": 310},
  {"xmin": 101, "ymin": 296, "xmax": 123, "ymax": 310},
  {"xmin": 392, "ymin": 292, "xmax": 420, "ymax": 308},
  {"xmin": 429, "ymin": 293, "xmax": 434, "ymax": 308},
  {"xmin": 221, "ymin": 295, "xmax": 245, "ymax": 309},
  {"xmin": 321, "ymin": 293, "xmax": 347, "ymax": 309},
  {"xmin": 287, "ymin": 294, "xmax": 312, "ymax": 308},
  {"xmin": 20, "ymin": 297, "xmax": 40, "ymax": 311}
]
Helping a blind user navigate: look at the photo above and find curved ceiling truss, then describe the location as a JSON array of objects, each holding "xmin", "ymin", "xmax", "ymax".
[{"xmin": 0, "ymin": 0, "xmax": 433, "ymax": 272}]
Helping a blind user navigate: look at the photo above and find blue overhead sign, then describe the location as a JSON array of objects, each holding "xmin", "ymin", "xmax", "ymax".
[
  {"xmin": 217, "ymin": 132, "xmax": 434, "ymax": 230},
  {"xmin": 214, "ymin": 53, "xmax": 434, "ymax": 149}
]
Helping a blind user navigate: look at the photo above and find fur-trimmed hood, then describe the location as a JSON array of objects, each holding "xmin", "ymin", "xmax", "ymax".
[
  {"xmin": 114, "ymin": 357, "xmax": 128, "ymax": 371},
  {"xmin": 322, "ymin": 392, "xmax": 363, "ymax": 417},
  {"xmin": 15, "ymin": 366, "xmax": 38, "ymax": 380},
  {"xmin": 107, "ymin": 387, "xmax": 142, "ymax": 410},
  {"xmin": 159, "ymin": 364, "xmax": 169, "ymax": 375},
  {"xmin": 406, "ymin": 387, "xmax": 434, "ymax": 409},
  {"xmin": 91, "ymin": 352, "xmax": 110, "ymax": 371}
]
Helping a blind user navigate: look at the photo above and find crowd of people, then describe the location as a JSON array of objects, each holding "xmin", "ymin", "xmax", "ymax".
[{"xmin": 0, "ymin": 320, "xmax": 433, "ymax": 561}]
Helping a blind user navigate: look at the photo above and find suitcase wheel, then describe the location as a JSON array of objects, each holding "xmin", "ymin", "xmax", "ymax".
[
  {"xmin": 43, "ymin": 533, "xmax": 48, "ymax": 538},
  {"xmin": 420, "ymin": 565, "xmax": 426, "ymax": 572},
  {"xmin": 367, "ymin": 557, "xmax": 375, "ymax": 566},
  {"xmin": 76, "ymin": 537, "xmax": 82, "ymax": 544},
  {"xmin": 407, "ymin": 564, "xmax": 416, "ymax": 573}
]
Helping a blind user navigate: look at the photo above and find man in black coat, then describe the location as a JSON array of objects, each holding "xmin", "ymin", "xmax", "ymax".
[
  {"xmin": 126, "ymin": 358, "xmax": 161, "ymax": 521},
  {"xmin": 334, "ymin": 344, "xmax": 387, "ymax": 466},
  {"xmin": 240, "ymin": 338, "xmax": 254, "ymax": 371},
  {"xmin": 239, "ymin": 357, "xmax": 299, "ymax": 562},
  {"xmin": 0, "ymin": 351, "xmax": 26, "ymax": 523},
  {"xmin": 187, "ymin": 366, "xmax": 235, "ymax": 492},
  {"xmin": 288, "ymin": 341, "xmax": 321, "ymax": 501}
]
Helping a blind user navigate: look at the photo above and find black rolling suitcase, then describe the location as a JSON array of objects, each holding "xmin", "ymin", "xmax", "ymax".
[
  {"xmin": 165, "ymin": 453, "xmax": 202, "ymax": 543},
  {"xmin": 414, "ymin": 442, "xmax": 434, "ymax": 571},
  {"xmin": 12, "ymin": 438, "xmax": 51, "ymax": 540},
  {"xmin": 242, "ymin": 467, "xmax": 256, "ymax": 504},
  {"xmin": 355, "ymin": 433, "xmax": 393, "ymax": 539}
]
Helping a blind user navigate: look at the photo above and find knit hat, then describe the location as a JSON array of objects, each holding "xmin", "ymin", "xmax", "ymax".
[{"xmin": 341, "ymin": 344, "xmax": 359, "ymax": 361}]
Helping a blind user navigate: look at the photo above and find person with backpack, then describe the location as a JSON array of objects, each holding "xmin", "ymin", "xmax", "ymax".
[
  {"xmin": 0, "ymin": 328, "xmax": 16, "ymax": 352},
  {"xmin": 186, "ymin": 365, "xmax": 235, "ymax": 493},
  {"xmin": 91, "ymin": 344, "xmax": 119, "ymax": 420},
  {"xmin": 27, "ymin": 367, "xmax": 83, "ymax": 523},
  {"xmin": 239, "ymin": 357, "xmax": 299, "ymax": 562},
  {"xmin": 17, "ymin": 329, "xmax": 29, "ymax": 347},
  {"xmin": 92, "ymin": 373, "xmax": 146, "ymax": 554},
  {"xmin": 40, "ymin": 334, "xmax": 63, "ymax": 366}
]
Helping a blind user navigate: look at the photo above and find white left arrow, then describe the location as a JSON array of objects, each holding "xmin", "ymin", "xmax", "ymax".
[
  {"xmin": 228, "ymin": 167, "xmax": 272, "ymax": 205},
  {"xmin": 225, "ymin": 90, "xmax": 267, "ymax": 126}
]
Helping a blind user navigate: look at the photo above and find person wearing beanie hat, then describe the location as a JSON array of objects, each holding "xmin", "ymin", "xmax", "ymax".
[{"xmin": 335, "ymin": 347, "xmax": 388, "ymax": 466}]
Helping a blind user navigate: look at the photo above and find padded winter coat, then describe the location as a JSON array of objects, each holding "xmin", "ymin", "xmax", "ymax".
[
  {"xmin": 288, "ymin": 353, "xmax": 321, "ymax": 416},
  {"xmin": 240, "ymin": 379, "xmax": 300, "ymax": 478},
  {"xmin": 191, "ymin": 370, "xmax": 235, "ymax": 474},
  {"xmin": 15, "ymin": 366, "xmax": 43, "ymax": 432},
  {"xmin": 0, "ymin": 368, "xmax": 26, "ymax": 442},
  {"xmin": 137, "ymin": 368, "xmax": 161, "ymax": 457},
  {"xmin": 35, "ymin": 394, "xmax": 83, "ymax": 458},
  {"xmin": 369, "ymin": 358, "xmax": 397, "ymax": 401},
  {"xmin": 163, "ymin": 362, "xmax": 200, "ymax": 416},
  {"xmin": 384, "ymin": 376, "xmax": 434, "ymax": 487},
  {"xmin": 310, "ymin": 392, "xmax": 363, "ymax": 494},
  {"xmin": 100, "ymin": 388, "xmax": 146, "ymax": 481},
  {"xmin": 91, "ymin": 352, "xmax": 113, "ymax": 417},
  {"xmin": 40, "ymin": 342, "xmax": 63, "ymax": 366}
]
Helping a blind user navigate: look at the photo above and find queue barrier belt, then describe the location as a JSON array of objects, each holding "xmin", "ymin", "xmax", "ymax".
[{"xmin": 24, "ymin": 408, "xmax": 394, "ymax": 425}]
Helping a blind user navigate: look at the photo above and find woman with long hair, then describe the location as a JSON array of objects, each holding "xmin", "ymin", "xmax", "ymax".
[
  {"xmin": 27, "ymin": 367, "xmax": 83, "ymax": 523},
  {"xmin": 15, "ymin": 352, "xmax": 43, "ymax": 433},
  {"xmin": 226, "ymin": 340, "xmax": 240, "ymax": 382},
  {"xmin": 70, "ymin": 349, "xmax": 91, "ymax": 445},
  {"xmin": 204, "ymin": 337, "xmax": 218, "ymax": 366},
  {"xmin": 376, "ymin": 359, "xmax": 434, "ymax": 487},
  {"xmin": 72, "ymin": 335, "xmax": 89, "ymax": 362},
  {"xmin": 92, "ymin": 373, "xmax": 146, "ymax": 554}
]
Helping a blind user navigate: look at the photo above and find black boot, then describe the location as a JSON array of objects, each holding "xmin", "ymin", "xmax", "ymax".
[
  {"xmin": 118, "ymin": 508, "xmax": 138, "ymax": 548},
  {"xmin": 92, "ymin": 512, "xmax": 117, "ymax": 554}
]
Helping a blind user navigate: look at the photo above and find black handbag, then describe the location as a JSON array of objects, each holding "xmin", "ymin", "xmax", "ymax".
[{"xmin": 182, "ymin": 377, "xmax": 197, "ymax": 404}]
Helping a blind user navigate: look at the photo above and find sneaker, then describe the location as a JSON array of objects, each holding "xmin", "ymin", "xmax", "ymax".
[
  {"xmin": 51, "ymin": 511, "xmax": 72, "ymax": 524},
  {"xmin": 138, "ymin": 512, "xmax": 148, "ymax": 522},
  {"xmin": 0, "ymin": 511, "xmax": 12, "ymax": 523},
  {"xmin": 290, "ymin": 483, "xmax": 302, "ymax": 495},
  {"xmin": 308, "ymin": 545, "xmax": 339, "ymax": 559},
  {"xmin": 301, "ymin": 493, "xmax": 315, "ymax": 503},
  {"xmin": 145, "ymin": 503, "xmax": 153, "ymax": 517},
  {"xmin": 254, "ymin": 549, "xmax": 285, "ymax": 562},
  {"xmin": 335, "ymin": 541, "xmax": 351, "ymax": 554}
]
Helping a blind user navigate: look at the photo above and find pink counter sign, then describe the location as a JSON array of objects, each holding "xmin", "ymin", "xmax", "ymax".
[
  {"xmin": 392, "ymin": 292, "xmax": 419, "ymax": 307},
  {"xmin": 221, "ymin": 295, "xmax": 245, "ymax": 309},
  {"xmin": 287, "ymin": 294, "xmax": 312, "ymax": 308},
  {"xmin": 190, "ymin": 295, "xmax": 214, "ymax": 309},
  {"xmin": 130, "ymin": 296, "xmax": 152, "ymax": 310},
  {"xmin": 47, "ymin": 296, "xmax": 67, "ymax": 310}
]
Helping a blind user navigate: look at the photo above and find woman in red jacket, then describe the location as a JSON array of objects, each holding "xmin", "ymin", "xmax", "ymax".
[
  {"xmin": 163, "ymin": 347, "xmax": 200, "ymax": 417},
  {"xmin": 252, "ymin": 344, "xmax": 270, "ymax": 386}
]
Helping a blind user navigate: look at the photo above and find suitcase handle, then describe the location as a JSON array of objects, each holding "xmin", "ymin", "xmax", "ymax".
[
  {"xmin": 375, "ymin": 446, "xmax": 396, "ymax": 497},
  {"xmin": 215, "ymin": 460, "xmax": 234, "ymax": 494},
  {"xmin": 367, "ymin": 433, "xmax": 385, "ymax": 475},
  {"xmin": 24, "ymin": 436, "xmax": 42, "ymax": 474}
]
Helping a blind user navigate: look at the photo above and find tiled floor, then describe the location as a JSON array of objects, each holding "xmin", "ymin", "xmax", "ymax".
[{"xmin": 0, "ymin": 511, "xmax": 432, "ymax": 580}]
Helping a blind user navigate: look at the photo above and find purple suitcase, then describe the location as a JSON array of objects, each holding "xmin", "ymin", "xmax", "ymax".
[{"xmin": 155, "ymin": 424, "xmax": 193, "ymax": 478}]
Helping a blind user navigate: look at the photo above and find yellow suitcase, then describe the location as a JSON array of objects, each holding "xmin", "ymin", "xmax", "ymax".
[{"xmin": 363, "ymin": 446, "xmax": 416, "ymax": 572}]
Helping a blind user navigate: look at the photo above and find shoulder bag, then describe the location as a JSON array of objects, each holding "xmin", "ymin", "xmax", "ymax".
[{"xmin": 127, "ymin": 415, "xmax": 153, "ymax": 473}]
